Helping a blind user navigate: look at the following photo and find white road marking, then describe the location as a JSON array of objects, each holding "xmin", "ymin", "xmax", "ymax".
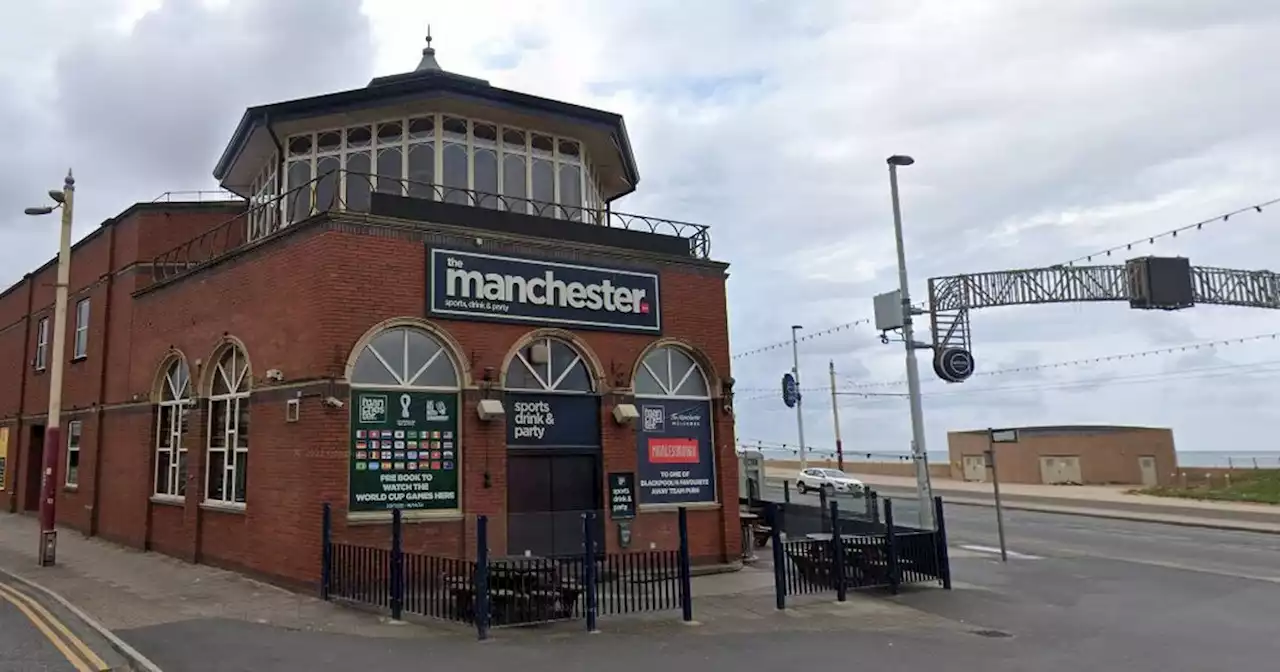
[{"xmin": 958, "ymin": 544, "xmax": 1043, "ymax": 560}]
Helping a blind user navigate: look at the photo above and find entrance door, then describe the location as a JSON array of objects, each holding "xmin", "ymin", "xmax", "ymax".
[
  {"xmin": 24, "ymin": 425, "xmax": 44, "ymax": 513},
  {"xmin": 507, "ymin": 453, "xmax": 602, "ymax": 557},
  {"xmin": 1138, "ymin": 456, "xmax": 1158, "ymax": 487},
  {"xmin": 962, "ymin": 455, "xmax": 987, "ymax": 482}
]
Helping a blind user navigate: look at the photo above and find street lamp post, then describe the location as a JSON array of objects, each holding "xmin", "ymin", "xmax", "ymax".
[
  {"xmin": 789, "ymin": 325, "xmax": 807, "ymax": 469},
  {"xmin": 24, "ymin": 169, "xmax": 76, "ymax": 567},
  {"xmin": 886, "ymin": 155, "xmax": 935, "ymax": 530}
]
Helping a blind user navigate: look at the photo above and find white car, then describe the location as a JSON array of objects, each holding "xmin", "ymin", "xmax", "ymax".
[{"xmin": 795, "ymin": 468, "xmax": 865, "ymax": 496}]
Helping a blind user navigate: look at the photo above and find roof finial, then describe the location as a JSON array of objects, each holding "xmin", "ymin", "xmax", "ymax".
[{"xmin": 416, "ymin": 24, "xmax": 441, "ymax": 71}]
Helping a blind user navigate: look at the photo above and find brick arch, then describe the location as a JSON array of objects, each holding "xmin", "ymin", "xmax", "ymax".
[
  {"xmin": 198, "ymin": 335, "xmax": 253, "ymax": 397},
  {"xmin": 149, "ymin": 348, "xmax": 194, "ymax": 404},
  {"xmin": 497, "ymin": 328, "xmax": 606, "ymax": 392},
  {"xmin": 630, "ymin": 339, "xmax": 721, "ymax": 398},
  {"xmin": 342, "ymin": 317, "xmax": 471, "ymax": 388}
]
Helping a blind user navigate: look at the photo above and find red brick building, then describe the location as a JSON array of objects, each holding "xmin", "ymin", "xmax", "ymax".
[{"xmin": 0, "ymin": 41, "xmax": 738, "ymax": 589}]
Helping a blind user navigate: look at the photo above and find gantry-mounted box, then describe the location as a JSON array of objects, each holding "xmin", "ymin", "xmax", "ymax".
[{"xmin": 1126, "ymin": 256, "xmax": 1194, "ymax": 310}]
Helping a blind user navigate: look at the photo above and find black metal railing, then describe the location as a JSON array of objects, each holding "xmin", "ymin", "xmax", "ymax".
[
  {"xmin": 151, "ymin": 170, "xmax": 712, "ymax": 283},
  {"xmin": 320, "ymin": 504, "xmax": 694, "ymax": 639},
  {"xmin": 597, "ymin": 549, "xmax": 684, "ymax": 616},
  {"xmin": 327, "ymin": 542, "xmax": 393, "ymax": 609},
  {"xmin": 766, "ymin": 497, "xmax": 951, "ymax": 608}
]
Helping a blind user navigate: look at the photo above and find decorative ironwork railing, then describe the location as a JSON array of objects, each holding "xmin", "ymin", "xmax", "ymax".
[{"xmin": 151, "ymin": 170, "xmax": 712, "ymax": 283}]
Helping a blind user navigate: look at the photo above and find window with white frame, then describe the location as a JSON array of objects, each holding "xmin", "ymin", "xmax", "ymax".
[
  {"xmin": 205, "ymin": 345, "xmax": 250, "ymax": 506},
  {"xmin": 634, "ymin": 345, "xmax": 710, "ymax": 399},
  {"xmin": 155, "ymin": 358, "xmax": 191, "ymax": 498},
  {"xmin": 349, "ymin": 326, "xmax": 460, "ymax": 389},
  {"xmin": 73, "ymin": 298, "xmax": 90, "ymax": 359},
  {"xmin": 35, "ymin": 317, "xmax": 49, "ymax": 370},
  {"xmin": 504, "ymin": 337, "xmax": 594, "ymax": 393},
  {"xmin": 65, "ymin": 420, "xmax": 82, "ymax": 487},
  {"xmin": 247, "ymin": 158, "xmax": 280, "ymax": 240},
  {"xmin": 274, "ymin": 113, "xmax": 602, "ymax": 234}
]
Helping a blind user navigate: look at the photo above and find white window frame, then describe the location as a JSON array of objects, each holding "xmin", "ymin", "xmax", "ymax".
[
  {"xmin": 635, "ymin": 345, "xmax": 711, "ymax": 401},
  {"xmin": 35, "ymin": 317, "xmax": 48, "ymax": 370},
  {"xmin": 73, "ymin": 298, "xmax": 90, "ymax": 359},
  {"xmin": 277, "ymin": 112, "xmax": 597, "ymax": 231},
  {"xmin": 65, "ymin": 420, "xmax": 82, "ymax": 488},
  {"xmin": 506, "ymin": 337, "xmax": 594, "ymax": 394},
  {"xmin": 154, "ymin": 359, "xmax": 191, "ymax": 500},
  {"xmin": 634, "ymin": 345, "xmax": 716, "ymax": 507},
  {"xmin": 205, "ymin": 347, "xmax": 250, "ymax": 508}
]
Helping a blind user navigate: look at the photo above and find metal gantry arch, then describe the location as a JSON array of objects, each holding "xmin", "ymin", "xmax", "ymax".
[{"xmin": 924, "ymin": 257, "xmax": 1280, "ymax": 382}]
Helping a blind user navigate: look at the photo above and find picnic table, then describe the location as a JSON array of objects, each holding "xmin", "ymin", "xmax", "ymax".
[
  {"xmin": 784, "ymin": 533, "xmax": 890, "ymax": 588},
  {"xmin": 445, "ymin": 557, "xmax": 584, "ymax": 625}
]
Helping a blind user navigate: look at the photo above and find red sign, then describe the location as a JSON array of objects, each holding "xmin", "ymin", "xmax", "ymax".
[{"xmin": 647, "ymin": 438, "xmax": 699, "ymax": 464}]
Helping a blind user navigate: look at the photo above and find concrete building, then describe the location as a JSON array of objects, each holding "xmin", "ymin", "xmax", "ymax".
[
  {"xmin": 948, "ymin": 425, "xmax": 1177, "ymax": 487},
  {"xmin": 0, "ymin": 38, "xmax": 739, "ymax": 590}
]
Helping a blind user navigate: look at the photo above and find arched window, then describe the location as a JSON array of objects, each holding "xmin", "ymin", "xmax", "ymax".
[
  {"xmin": 206, "ymin": 345, "xmax": 250, "ymax": 506},
  {"xmin": 505, "ymin": 337, "xmax": 593, "ymax": 393},
  {"xmin": 347, "ymin": 326, "xmax": 462, "ymax": 515},
  {"xmin": 154, "ymin": 357, "xmax": 191, "ymax": 498},
  {"xmin": 350, "ymin": 326, "xmax": 459, "ymax": 389},
  {"xmin": 633, "ymin": 344, "xmax": 716, "ymax": 505},
  {"xmin": 634, "ymin": 345, "xmax": 709, "ymax": 398}
]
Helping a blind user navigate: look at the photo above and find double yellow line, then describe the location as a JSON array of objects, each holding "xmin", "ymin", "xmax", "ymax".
[{"xmin": 0, "ymin": 581, "xmax": 109, "ymax": 671}]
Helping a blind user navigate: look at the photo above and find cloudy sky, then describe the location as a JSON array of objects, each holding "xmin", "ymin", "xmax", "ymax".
[{"xmin": 3, "ymin": 0, "xmax": 1279, "ymax": 464}]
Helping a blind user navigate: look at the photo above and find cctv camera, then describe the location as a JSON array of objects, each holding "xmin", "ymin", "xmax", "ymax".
[
  {"xmin": 323, "ymin": 396, "xmax": 345, "ymax": 408},
  {"xmin": 880, "ymin": 332, "xmax": 890, "ymax": 345}
]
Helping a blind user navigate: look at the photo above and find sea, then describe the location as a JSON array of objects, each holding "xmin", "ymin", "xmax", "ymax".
[{"xmin": 751, "ymin": 448, "xmax": 1280, "ymax": 469}]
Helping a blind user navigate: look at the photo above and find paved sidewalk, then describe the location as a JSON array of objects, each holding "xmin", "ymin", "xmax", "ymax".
[
  {"xmin": 0, "ymin": 512, "xmax": 957, "ymax": 657},
  {"xmin": 0, "ymin": 513, "xmax": 436, "ymax": 639}
]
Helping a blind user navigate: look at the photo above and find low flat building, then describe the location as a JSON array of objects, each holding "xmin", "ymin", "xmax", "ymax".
[{"xmin": 948, "ymin": 425, "xmax": 1176, "ymax": 487}]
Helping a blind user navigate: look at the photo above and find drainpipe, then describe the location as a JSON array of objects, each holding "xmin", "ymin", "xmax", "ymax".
[
  {"xmin": 88, "ymin": 222, "xmax": 116, "ymax": 536},
  {"xmin": 8, "ymin": 273, "xmax": 35, "ymax": 513}
]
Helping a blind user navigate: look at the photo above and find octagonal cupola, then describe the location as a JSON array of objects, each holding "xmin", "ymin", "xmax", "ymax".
[{"xmin": 213, "ymin": 31, "xmax": 640, "ymax": 242}]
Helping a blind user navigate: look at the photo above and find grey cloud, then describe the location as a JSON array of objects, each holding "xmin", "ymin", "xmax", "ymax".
[{"xmin": 0, "ymin": 0, "xmax": 374, "ymax": 290}]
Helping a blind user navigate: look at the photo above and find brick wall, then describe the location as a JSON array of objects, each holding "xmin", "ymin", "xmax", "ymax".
[{"xmin": 0, "ymin": 210, "xmax": 737, "ymax": 589}]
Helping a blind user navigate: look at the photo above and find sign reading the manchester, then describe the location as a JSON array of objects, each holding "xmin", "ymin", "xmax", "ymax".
[
  {"xmin": 349, "ymin": 390, "xmax": 460, "ymax": 512},
  {"xmin": 427, "ymin": 248, "xmax": 661, "ymax": 333}
]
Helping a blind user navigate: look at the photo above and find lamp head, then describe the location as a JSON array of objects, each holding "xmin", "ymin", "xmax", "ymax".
[
  {"xmin": 791, "ymin": 324, "xmax": 803, "ymax": 331},
  {"xmin": 24, "ymin": 206, "xmax": 55, "ymax": 216},
  {"xmin": 48, "ymin": 190, "xmax": 65, "ymax": 204},
  {"xmin": 887, "ymin": 155, "xmax": 915, "ymax": 166}
]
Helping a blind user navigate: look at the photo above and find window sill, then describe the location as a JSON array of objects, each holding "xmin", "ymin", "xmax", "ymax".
[
  {"xmin": 346, "ymin": 509, "xmax": 464, "ymax": 525},
  {"xmin": 33, "ymin": 368, "xmax": 46, "ymax": 375},
  {"xmin": 637, "ymin": 501, "xmax": 721, "ymax": 513},
  {"xmin": 200, "ymin": 501, "xmax": 246, "ymax": 515},
  {"xmin": 70, "ymin": 356, "xmax": 87, "ymax": 364},
  {"xmin": 62, "ymin": 485, "xmax": 79, "ymax": 493},
  {"xmin": 150, "ymin": 495, "xmax": 185, "ymax": 507}
]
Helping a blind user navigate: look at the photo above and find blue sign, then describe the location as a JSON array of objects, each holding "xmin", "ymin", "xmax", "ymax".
[
  {"xmin": 782, "ymin": 373, "xmax": 798, "ymax": 408},
  {"xmin": 636, "ymin": 399, "xmax": 716, "ymax": 504},
  {"xmin": 428, "ymin": 248, "xmax": 661, "ymax": 333},
  {"xmin": 506, "ymin": 393, "xmax": 601, "ymax": 448}
]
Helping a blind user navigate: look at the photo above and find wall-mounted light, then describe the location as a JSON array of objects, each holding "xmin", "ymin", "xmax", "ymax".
[
  {"xmin": 477, "ymin": 398, "xmax": 505, "ymax": 421},
  {"xmin": 721, "ymin": 376, "xmax": 736, "ymax": 416},
  {"xmin": 265, "ymin": 368, "xmax": 284, "ymax": 382},
  {"xmin": 612, "ymin": 403, "xmax": 639, "ymax": 425}
]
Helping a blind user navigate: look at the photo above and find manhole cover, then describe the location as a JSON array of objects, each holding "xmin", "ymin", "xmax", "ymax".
[{"xmin": 969, "ymin": 629, "xmax": 1012, "ymax": 638}]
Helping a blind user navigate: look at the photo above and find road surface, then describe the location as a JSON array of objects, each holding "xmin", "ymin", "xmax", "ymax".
[{"xmin": 0, "ymin": 577, "xmax": 122, "ymax": 672}]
